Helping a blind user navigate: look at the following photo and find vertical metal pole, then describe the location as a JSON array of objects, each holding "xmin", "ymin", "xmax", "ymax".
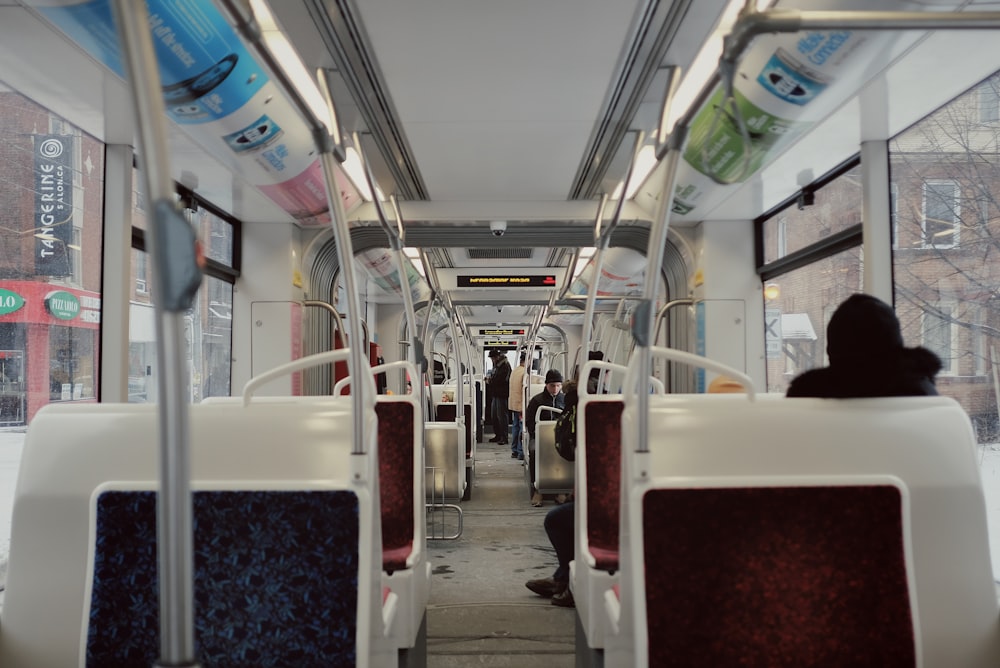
[
  {"xmin": 577, "ymin": 194, "xmax": 609, "ymax": 368},
  {"xmin": 389, "ymin": 195, "xmax": 420, "ymax": 366},
  {"xmin": 315, "ymin": 71, "xmax": 367, "ymax": 452},
  {"xmin": 110, "ymin": 1, "xmax": 202, "ymax": 665},
  {"xmin": 635, "ymin": 134, "xmax": 686, "ymax": 455},
  {"xmin": 318, "ymin": 152, "xmax": 367, "ymax": 452}
]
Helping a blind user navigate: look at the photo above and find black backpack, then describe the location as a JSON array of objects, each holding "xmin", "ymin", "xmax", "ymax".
[{"xmin": 554, "ymin": 402, "xmax": 576, "ymax": 461}]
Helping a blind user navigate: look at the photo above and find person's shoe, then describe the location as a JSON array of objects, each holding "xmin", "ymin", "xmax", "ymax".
[
  {"xmin": 551, "ymin": 588, "xmax": 575, "ymax": 608},
  {"xmin": 497, "ymin": 440, "xmax": 508, "ymax": 445},
  {"xmin": 511, "ymin": 451, "xmax": 518, "ymax": 458},
  {"xmin": 525, "ymin": 577, "xmax": 565, "ymax": 598},
  {"xmin": 517, "ymin": 453, "xmax": 524, "ymax": 460},
  {"xmin": 489, "ymin": 436, "xmax": 501, "ymax": 443},
  {"xmin": 531, "ymin": 491, "xmax": 543, "ymax": 507}
]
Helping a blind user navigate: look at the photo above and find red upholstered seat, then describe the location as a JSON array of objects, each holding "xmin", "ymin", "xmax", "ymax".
[
  {"xmin": 584, "ymin": 400, "xmax": 624, "ymax": 571},
  {"xmin": 376, "ymin": 401, "xmax": 416, "ymax": 572},
  {"xmin": 642, "ymin": 485, "xmax": 915, "ymax": 667}
]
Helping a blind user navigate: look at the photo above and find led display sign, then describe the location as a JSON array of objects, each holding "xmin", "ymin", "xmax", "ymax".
[{"xmin": 457, "ymin": 275, "xmax": 557, "ymax": 288}]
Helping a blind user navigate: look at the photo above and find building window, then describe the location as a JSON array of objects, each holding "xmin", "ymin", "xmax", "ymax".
[
  {"xmin": 890, "ymin": 182, "xmax": 899, "ymax": 249},
  {"xmin": 972, "ymin": 305, "xmax": 987, "ymax": 377},
  {"xmin": 775, "ymin": 216, "xmax": 787, "ymax": 259},
  {"xmin": 979, "ymin": 80, "xmax": 1000, "ymax": 123},
  {"xmin": 921, "ymin": 305, "xmax": 956, "ymax": 376},
  {"xmin": 135, "ymin": 248, "xmax": 148, "ymax": 294},
  {"xmin": 70, "ymin": 227, "xmax": 83, "ymax": 286},
  {"xmin": 921, "ymin": 180, "xmax": 960, "ymax": 249}
]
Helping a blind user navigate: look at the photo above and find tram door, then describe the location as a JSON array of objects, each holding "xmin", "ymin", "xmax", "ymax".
[{"xmin": 0, "ymin": 350, "xmax": 25, "ymax": 426}]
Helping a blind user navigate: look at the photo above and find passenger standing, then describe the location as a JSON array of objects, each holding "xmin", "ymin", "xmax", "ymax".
[
  {"xmin": 488, "ymin": 350, "xmax": 511, "ymax": 444},
  {"xmin": 525, "ymin": 369, "xmax": 564, "ymax": 507},
  {"xmin": 508, "ymin": 351, "xmax": 528, "ymax": 460},
  {"xmin": 787, "ymin": 293, "xmax": 942, "ymax": 398}
]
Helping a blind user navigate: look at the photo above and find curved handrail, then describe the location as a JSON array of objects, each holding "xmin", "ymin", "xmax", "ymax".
[
  {"xmin": 335, "ymin": 360, "xmax": 421, "ymax": 395},
  {"xmin": 582, "ymin": 359, "xmax": 664, "ymax": 394},
  {"xmin": 624, "ymin": 346, "xmax": 756, "ymax": 404},
  {"xmin": 241, "ymin": 349, "xmax": 375, "ymax": 408},
  {"xmin": 372, "ymin": 359, "xmax": 420, "ymax": 382},
  {"xmin": 537, "ymin": 405, "xmax": 563, "ymax": 419}
]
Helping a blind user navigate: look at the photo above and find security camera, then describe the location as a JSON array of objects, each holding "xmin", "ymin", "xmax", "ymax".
[
  {"xmin": 497, "ymin": 306, "xmax": 503, "ymax": 313},
  {"xmin": 490, "ymin": 220, "xmax": 507, "ymax": 237}
]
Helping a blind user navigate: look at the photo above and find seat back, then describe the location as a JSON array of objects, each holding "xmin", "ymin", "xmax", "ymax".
[
  {"xmin": 615, "ymin": 394, "xmax": 1000, "ymax": 667},
  {"xmin": 577, "ymin": 396, "xmax": 624, "ymax": 571},
  {"xmin": 88, "ymin": 488, "xmax": 362, "ymax": 666},
  {"xmin": 424, "ymin": 422, "xmax": 464, "ymax": 501},
  {"xmin": 643, "ymin": 484, "xmax": 914, "ymax": 667},
  {"xmin": 532, "ymin": 404, "xmax": 572, "ymax": 494},
  {"xmin": 376, "ymin": 395, "xmax": 423, "ymax": 572},
  {"xmin": 0, "ymin": 399, "xmax": 385, "ymax": 668}
]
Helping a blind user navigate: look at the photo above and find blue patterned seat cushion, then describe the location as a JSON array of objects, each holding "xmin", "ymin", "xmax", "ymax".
[{"xmin": 87, "ymin": 490, "xmax": 359, "ymax": 667}]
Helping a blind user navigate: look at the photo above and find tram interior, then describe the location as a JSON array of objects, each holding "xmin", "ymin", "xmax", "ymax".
[{"xmin": 1, "ymin": 0, "xmax": 1000, "ymax": 666}]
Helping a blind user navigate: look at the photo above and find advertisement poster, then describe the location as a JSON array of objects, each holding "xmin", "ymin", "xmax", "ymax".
[
  {"xmin": 33, "ymin": 134, "xmax": 74, "ymax": 276},
  {"xmin": 672, "ymin": 30, "xmax": 869, "ymax": 215},
  {"xmin": 34, "ymin": 0, "xmax": 356, "ymax": 226},
  {"xmin": 37, "ymin": 0, "xmax": 268, "ymax": 125}
]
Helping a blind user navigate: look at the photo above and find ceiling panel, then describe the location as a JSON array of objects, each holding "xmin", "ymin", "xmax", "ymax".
[
  {"xmin": 402, "ymin": 120, "xmax": 602, "ymax": 201},
  {"xmin": 350, "ymin": 0, "xmax": 643, "ymax": 203}
]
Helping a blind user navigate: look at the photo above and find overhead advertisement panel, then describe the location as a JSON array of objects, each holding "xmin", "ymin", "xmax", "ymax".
[
  {"xmin": 31, "ymin": 0, "xmax": 359, "ymax": 226},
  {"xmin": 669, "ymin": 0, "xmax": 938, "ymax": 218}
]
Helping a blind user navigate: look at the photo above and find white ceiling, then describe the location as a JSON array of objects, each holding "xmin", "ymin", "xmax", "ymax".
[{"xmin": 351, "ymin": 0, "xmax": 643, "ymax": 204}]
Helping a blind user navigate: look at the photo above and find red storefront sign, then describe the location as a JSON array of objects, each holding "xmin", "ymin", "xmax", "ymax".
[{"xmin": 0, "ymin": 280, "xmax": 100, "ymax": 329}]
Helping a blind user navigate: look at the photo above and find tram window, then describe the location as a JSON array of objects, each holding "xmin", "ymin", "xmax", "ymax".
[
  {"xmin": 890, "ymin": 69, "xmax": 1000, "ymax": 443},
  {"xmin": 192, "ymin": 206, "xmax": 235, "ymax": 266},
  {"xmin": 761, "ymin": 247, "xmax": 863, "ymax": 394},
  {"xmin": 760, "ymin": 163, "xmax": 862, "ymax": 264},
  {"xmin": 128, "ymin": 252, "xmax": 233, "ymax": 402},
  {"xmin": 0, "ymin": 84, "xmax": 104, "ymax": 424},
  {"xmin": 128, "ymin": 176, "xmax": 237, "ymax": 401}
]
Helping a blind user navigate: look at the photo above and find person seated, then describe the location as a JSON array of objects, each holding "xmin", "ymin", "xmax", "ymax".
[
  {"xmin": 787, "ymin": 293, "xmax": 942, "ymax": 398},
  {"xmin": 525, "ymin": 379, "xmax": 576, "ymax": 608}
]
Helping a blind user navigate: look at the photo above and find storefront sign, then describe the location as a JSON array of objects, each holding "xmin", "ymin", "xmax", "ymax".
[
  {"xmin": 0, "ymin": 289, "xmax": 25, "ymax": 316},
  {"xmin": 45, "ymin": 290, "xmax": 80, "ymax": 321},
  {"xmin": 33, "ymin": 134, "xmax": 74, "ymax": 276}
]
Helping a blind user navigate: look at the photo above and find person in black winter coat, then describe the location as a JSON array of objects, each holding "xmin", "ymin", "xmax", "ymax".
[
  {"xmin": 488, "ymin": 350, "xmax": 511, "ymax": 443},
  {"xmin": 787, "ymin": 293, "xmax": 942, "ymax": 398}
]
